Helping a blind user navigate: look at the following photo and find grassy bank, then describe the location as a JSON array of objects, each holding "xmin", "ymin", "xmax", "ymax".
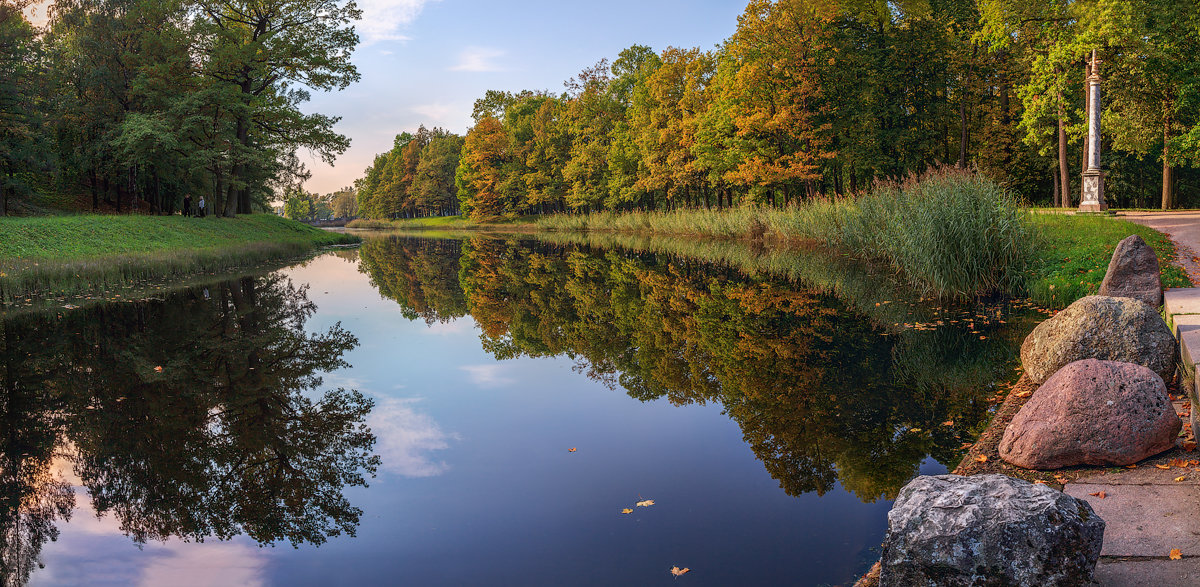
[
  {"xmin": 0, "ymin": 214, "xmax": 359, "ymax": 300},
  {"xmin": 537, "ymin": 174, "xmax": 1189, "ymax": 306},
  {"xmin": 1027, "ymin": 214, "xmax": 1190, "ymax": 307}
]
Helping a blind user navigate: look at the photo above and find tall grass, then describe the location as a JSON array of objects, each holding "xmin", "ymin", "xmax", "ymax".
[{"xmin": 538, "ymin": 170, "xmax": 1035, "ymax": 299}]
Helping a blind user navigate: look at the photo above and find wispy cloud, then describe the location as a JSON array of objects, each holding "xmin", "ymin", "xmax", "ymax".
[
  {"xmin": 138, "ymin": 541, "xmax": 266, "ymax": 587},
  {"xmin": 368, "ymin": 398, "xmax": 457, "ymax": 477},
  {"xmin": 449, "ymin": 46, "xmax": 507, "ymax": 72},
  {"xmin": 459, "ymin": 364, "xmax": 515, "ymax": 388},
  {"xmin": 356, "ymin": 0, "xmax": 435, "ymax": 44}
]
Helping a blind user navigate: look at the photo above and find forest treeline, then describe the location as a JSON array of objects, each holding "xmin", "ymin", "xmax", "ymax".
[
  {"xmin": 0, "ymin": 0, "xmax": 358, "ymax": 216},
  {"xmin": 355, "ymin": 0, "xmax": 1200, "ymax": 220}
]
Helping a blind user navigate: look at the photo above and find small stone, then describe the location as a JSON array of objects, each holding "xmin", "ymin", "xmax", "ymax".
[
  {"xmin": 1000, "ymin": 359, "xmax": 1180, "ymax": 469},
  {"xmin": 1020, "ymin": 295, "xmax": 1176, "ymax": 384},
  {"xmin": 880, "ymin": 474, "xmax": 1104, "ymax": 587},
  {"xmin": 1099, "ymin": 234, "xmax": 1163, "ymax": 307}
]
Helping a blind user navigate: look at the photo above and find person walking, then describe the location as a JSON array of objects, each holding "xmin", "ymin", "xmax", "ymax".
[
  {"xmin": 182, "ymin": 194, "xmax": 192, "ymax": 217},
  {"xmin": 197, "ymin": 196, "xmax": 206, "ymax": 218}
]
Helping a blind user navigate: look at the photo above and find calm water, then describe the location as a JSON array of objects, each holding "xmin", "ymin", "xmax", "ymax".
[{"xmin": 1, "ymin": 234, "xmax": 1037, "ymax": 586}]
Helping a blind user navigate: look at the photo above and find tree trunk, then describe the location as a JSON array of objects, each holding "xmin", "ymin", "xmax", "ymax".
[
  {"xmin": 1163, "ymin": 118, "xmax": 1174, "ymax": 210},
  {"xmin": 1057, "ymin": 111, "xmax": 1070, "ymax": 208},
  {"xmin": 1052, "ymin": 167, "xmax": 1060, "ymax": 207}
]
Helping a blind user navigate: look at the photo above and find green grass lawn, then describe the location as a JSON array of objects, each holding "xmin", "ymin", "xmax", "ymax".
[
  {"xmin": 1027, "ymin": 213, "xmax": 1190, "ymax": 308},
  {"xmin": 0, "ymin": 214, "xmax": 354, "ymax": 259},
  {"xmin": 0, "ymin": 214, "xmax": 359, "ymax": 300}
]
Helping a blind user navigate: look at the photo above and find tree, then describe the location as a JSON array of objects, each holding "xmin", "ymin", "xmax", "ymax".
[
  {"xmin": 717, "ymin": 0, "xmax": 838, "ymax": 203},
  {"xmin": 282, "ymin": 187, "xmax": 314, "ymax": 220},
  {"xmin": 456, "ymin": 117, "xmax": 508, "ymax": 219},
  {"xmin": 193, "ymin": 0, "xmax": 361, "ymax": 216},
  {"xmin": 412, "ymin": 133, "xmax": 464, "ymax": 216}
]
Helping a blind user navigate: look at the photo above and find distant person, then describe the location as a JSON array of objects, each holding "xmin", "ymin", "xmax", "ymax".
[
  {"xmin": 182, "ymin": 194, "xmax": 192, "ymax": 217},
  {"xmin": 197, "ymin": 196, "xmax": 206, "ymax": 217}
]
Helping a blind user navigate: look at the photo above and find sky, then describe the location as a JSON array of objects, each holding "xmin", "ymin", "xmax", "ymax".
[{"xmin": 300, "ymin": 0, "xmax": 749, "ymax": 194}]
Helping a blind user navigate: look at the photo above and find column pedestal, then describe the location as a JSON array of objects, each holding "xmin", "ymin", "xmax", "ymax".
[{"xmin": 1079, "ymin": 169, "xmax": 1107, "ymax": 212}]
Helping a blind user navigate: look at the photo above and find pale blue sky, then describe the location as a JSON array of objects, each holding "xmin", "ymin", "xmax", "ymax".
[{"xmin": 303, "ymin": 0, "xmax": 749, "ymax": 194}]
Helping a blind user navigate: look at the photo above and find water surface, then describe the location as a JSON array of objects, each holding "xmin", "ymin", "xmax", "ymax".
[{"xmin": 2, "ymin": 234, "xmax": 1037, "ymax": 586}]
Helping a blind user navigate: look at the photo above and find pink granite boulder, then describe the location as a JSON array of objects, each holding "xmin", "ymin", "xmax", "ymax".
[
  {"xmin": 1000, "ymin": 359, "xmax": 1180, "ymax": 469},
  {"xmin": 1099, "ymin": 234, "xmax": 1163, "ymax": 307}
]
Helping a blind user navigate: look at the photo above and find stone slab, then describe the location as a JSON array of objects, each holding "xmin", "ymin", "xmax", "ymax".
[
  {"xmin": 1165, "ymin": 288, "xmax": 1200, "ymax": 317},
  {"xmin": 1170, "ymin": 313, "xmax": 1200, "ymax": 340},
  {"xmin": 1095, "ymin": 557, "xmax": 1200, "ymax": 586},
  {"xmin": 1065, "ymin": 483, "xmax": 1200, "ymax": 557}
]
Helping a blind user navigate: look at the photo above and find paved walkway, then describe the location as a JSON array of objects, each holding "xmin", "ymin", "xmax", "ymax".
[
  {"xmin": 1064, "ymin": 212, "xmax": 1200, "ymax": 585},
  {"xmin": 1124, "ymin": 211, "xmax": 1200, "ymax": 284}
]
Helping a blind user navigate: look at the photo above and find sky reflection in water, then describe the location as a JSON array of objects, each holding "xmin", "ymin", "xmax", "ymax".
[{"xmin": 14, "ymin": 235, "xmax": 1034, "ymax": 586}]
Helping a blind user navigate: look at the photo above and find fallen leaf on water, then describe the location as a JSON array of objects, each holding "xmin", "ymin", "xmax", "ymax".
[
  {"xmin": 568, "ymin": 448, "xmax": 577, "ymax": 452},
  {"xmin": 1089, "ymin": 491, "xmax": 1107, "ymax": 499},
  {"xmin": 910, "ymin": 428, "xmax": 923, "ymax": 433},
  {"xmin": 669, "ymin": 566, "xmax": 691, "ymax": 577},
  {"xmin": 154, "ymin": 366, "xmax": 163, "ymax": 373},
  {"xmin": 1156, "ymin": 464, "xmax": 1173, "ymax": 470},
  {"xmin": 636, "ymin": 499, "xmax": 655, "ymax": 507},
  {"xmin": 1171, "ymin": 548, "xmax": 1183, "ymax": 560},
  {"xmin": 942, "ymin": 421, "xmax": 954, "ymax": 426},
  {"xmin": 621, "ymin": 508, "xmax": 633, "ymax": 514},
  {"xmin": 975, "ymin": 455, "xmax": 988, "ymax": 463}
]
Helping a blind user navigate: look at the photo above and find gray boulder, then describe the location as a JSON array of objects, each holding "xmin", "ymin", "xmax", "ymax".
[
  {"xmin": 880, "ymin": 474, "xmax": 1104, "ymax": 587},
  {"xmin": 1000, "ymin": 359, "xmax": 1180, "ymax": 469},
  {"xmin": 1099, "ymin": 234, "xmax": 1163, "ymax": 307},
  {"xmin": 1020, "ymin": 295, "xmax": 1176, "ymax": 384}
]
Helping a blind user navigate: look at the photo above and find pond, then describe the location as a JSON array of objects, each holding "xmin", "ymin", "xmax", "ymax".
[{"xmin": 2, "ymin": 233, "xmax": 1040, "ymax": 586}]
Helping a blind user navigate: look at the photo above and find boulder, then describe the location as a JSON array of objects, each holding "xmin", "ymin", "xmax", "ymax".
[
  {"xmin": 999, "ymin": 359, "xmax": 1180, "ymax": 469},
  {"xmin": 1099, "ymin": 234, "xmax": 1163, "ymax": 307},
  {"xmin": 1020, "ymin": 295, "xmax": 1176, "ymax": 385},
  {"xmin": 880, "ymin": 474, "xmax": 1104, "ymax": 587}
]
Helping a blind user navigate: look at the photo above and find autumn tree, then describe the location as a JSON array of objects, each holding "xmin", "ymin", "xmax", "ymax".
[{"xmin": 717, "ymin": 0, "xmax": 838, "ymax": 203}]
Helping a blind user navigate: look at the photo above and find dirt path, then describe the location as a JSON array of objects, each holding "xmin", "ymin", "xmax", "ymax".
[{"xmin": 1123, "ymin": 211, "xmax": 1200, "ymax": 285}]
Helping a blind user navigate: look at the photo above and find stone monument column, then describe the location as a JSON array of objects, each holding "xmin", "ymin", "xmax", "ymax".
[{"xmin": 1079, "ymin": 50, "xmax": 1108, "ymax": 212}]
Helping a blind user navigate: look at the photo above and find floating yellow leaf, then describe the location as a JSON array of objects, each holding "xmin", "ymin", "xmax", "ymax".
[
  {"xmin": 910, "ymin": 428, "xmax": 922, "ymax": 433},
  {"xmin": 621, "ymin": 508, "xmax": 633, "ymax": 514},
  {"xmin": 1171, "ymin": 548, "xmax": 1183, "ymax": 560},
  {"xmin": 669, "ymin": 566, "xmax": 691, "ymax": 577},
  {"xmin": 568, "ymin": 448, "xmax": 577, "ymax": 453},
  {"xmin": 636, "ymin": 499, "xmax": 655, "ymax": 507}
]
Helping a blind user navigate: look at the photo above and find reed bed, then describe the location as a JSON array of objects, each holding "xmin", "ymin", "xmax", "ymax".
[{"xmin": 539, "ymin": 171, "xmax": 1035, "ymax": 299}]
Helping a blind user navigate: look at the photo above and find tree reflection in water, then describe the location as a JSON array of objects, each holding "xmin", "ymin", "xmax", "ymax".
[
  {"xmin": 0, "ymin": 274, "xmax": 377, "ymax": 585},
  {"xmin": 361, "ymin": 235, "xmax": 1032, "ymax": 502}
]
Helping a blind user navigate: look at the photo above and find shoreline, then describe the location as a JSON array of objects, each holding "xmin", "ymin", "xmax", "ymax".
[{"xmin": 0, "ymin": 214, "xmax": 360, "ymax": 301}]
